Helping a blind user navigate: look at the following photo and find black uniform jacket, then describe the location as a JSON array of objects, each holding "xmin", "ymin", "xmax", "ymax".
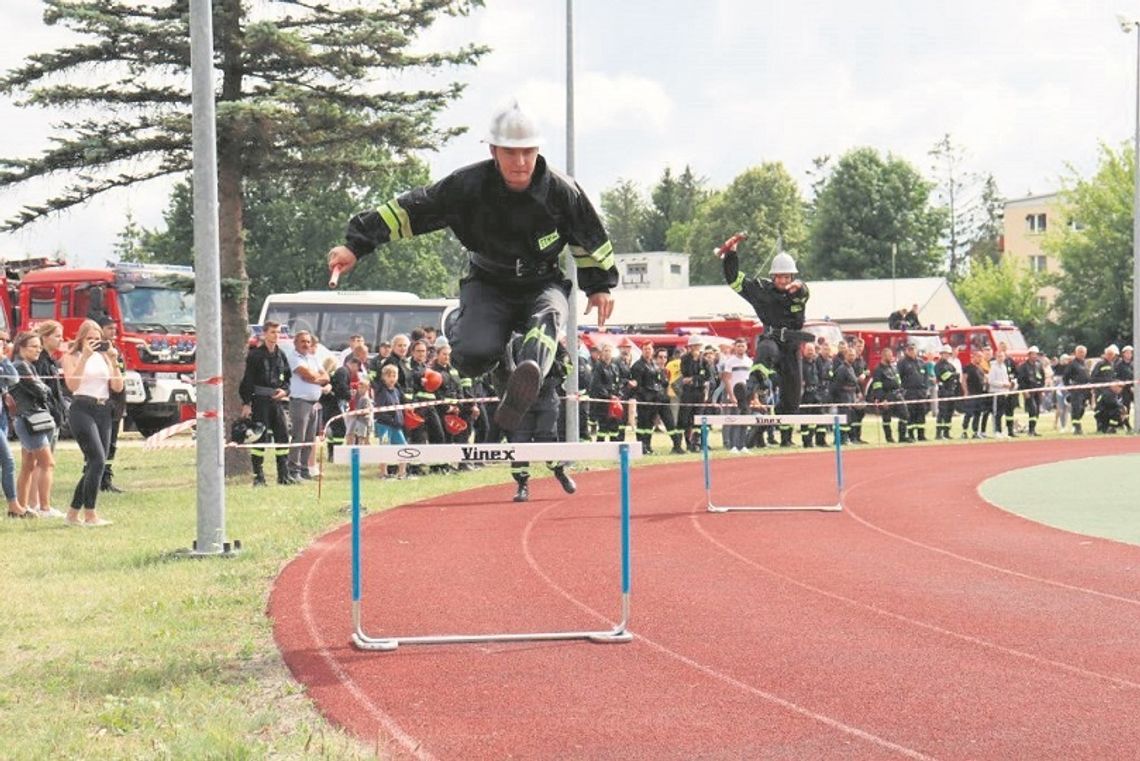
[
  {"xmin": 630, "ymin": 357, "xmax": 668, "ymax": 402},
  {"xmin": 344, "ymin": 156, "xmax": 618, "ymax": 295},
  {"xmin": 239, "ymin": 344, "xmax": 291, "ymax": 405},
  {"xmin": 721, "ymin": 252, "xmax": 809, "ymax": 332}
]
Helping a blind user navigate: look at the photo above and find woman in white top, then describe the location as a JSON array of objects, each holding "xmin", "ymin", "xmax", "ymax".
[{"xmin": 60, "ymin": 319, "xmax": 124, "ymax": 527}]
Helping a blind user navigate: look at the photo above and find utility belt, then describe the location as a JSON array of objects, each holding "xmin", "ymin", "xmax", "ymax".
[
  {"xmin": 765, "ymin": 327, "xmax": 815, "ymax": 344},
  {"xmin": 469, "ymin": 250, "xmax": 561, "ymax": 280}
]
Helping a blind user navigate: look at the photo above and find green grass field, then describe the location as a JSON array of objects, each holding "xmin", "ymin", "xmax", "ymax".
[{"xmin": 0, "ymin": 413, "xmax": 1105, "ymax": 759}]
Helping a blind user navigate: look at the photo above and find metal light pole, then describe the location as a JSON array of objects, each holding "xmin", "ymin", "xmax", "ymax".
[
  {"xmin": 564, "ymin": 0, "xmax": 581, "ymax": 441},
  {"xmin": 187, "ymin": 0, "xmax": 232, "ymax": 553},
  {"xmin": 1123, "ymin": 15, "xmax": 1140, "ymax": 434}
]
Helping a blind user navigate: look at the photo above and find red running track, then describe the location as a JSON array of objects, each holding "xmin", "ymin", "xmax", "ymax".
[{"xmin": 270, "ymin": 436, "xmax": 1140, "ymax": 760}]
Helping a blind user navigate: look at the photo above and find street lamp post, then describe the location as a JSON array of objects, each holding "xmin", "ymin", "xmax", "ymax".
[{"xmin": 1122, "ymin": 15, "xmax": 1140, "ymax": 435}]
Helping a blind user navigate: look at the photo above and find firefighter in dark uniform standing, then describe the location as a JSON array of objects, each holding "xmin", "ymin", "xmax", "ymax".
[
  {"xmin": 933, "ymin": 345, "xmax": 960, "ymax": 439},
  {"xmin": 897, "ymin": 342, "xmax": 929, "ymax": 442},
  {"xmin": 716, "ymin": 233, "xmax": 810, "ymax": 447},
  {"xmin": 507, "ymin": 335, "xmax": 576, "ymax": 502},
  {"xmin": 848, "ymin": 337, "xmax": 870, "ymax": 443},
  {"xmin": 630, "ymin": 341, "xmax": 682, "ymax": 454},
  {"xmin": 589, "ymin": 343, "xmax": 623, "ymax": 443},
  {"xmin": 239, "ymin": 321, "xmax": 293, "ymax": 487},
  {"xmin": 1062, "ymin": 345, "xmax": 1091, "ymax": 435},
  {"xmin": 678, "ymin": 335, "xmax": 713, "ymax": 451},
  {"xmin": 868, "ymin": 347, "xmax": 906, "ymax": 443},
  {"xmin": 1016, "ymin": 345, "xmax": 1046, "ymax": 436},
  {"xmin": 327, "ymin": 100, "xmax": 618, "ymax": 432},
  {"xmin": 800, "ymin": 342, "xmax": 824, "ymax": 447},
  {"xmin": 830, "ymin": 347, "xmax": 860, "ymax": 444},
  {"xmin": 1116, "ymin": 345, "xmax": 1134, "ymax": 427}
]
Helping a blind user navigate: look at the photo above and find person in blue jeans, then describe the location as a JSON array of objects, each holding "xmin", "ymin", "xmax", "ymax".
[{"xmin": 0, "ymin": 332, "xmax": 33, "ymax": 518}]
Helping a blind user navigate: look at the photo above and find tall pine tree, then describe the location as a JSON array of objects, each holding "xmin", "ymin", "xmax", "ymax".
[{"xmin": 0, "ymin": 0, "xmax": 485, "ymax": 472}]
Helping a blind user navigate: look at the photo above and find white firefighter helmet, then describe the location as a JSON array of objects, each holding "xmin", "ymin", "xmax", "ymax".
[
  {"xmin": 769, "ymin": 251, "xmax": 798, "ymax": 276},
  {"xmin": 484, "ymin": 99, "xmax": 543, "ymax": 149}
]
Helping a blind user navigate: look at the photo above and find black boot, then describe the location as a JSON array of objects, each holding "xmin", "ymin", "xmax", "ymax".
[
  {"xmin": 801, "ymin": 432, "xmax": 813, "ymax": 448},
  {"xmin": 1072, "ymin": 422, "xmax": 1083, "ymax": 435},
  {"xmin": 513, "ymin": 474, "xmax": 530, "ymax": 503},
  {"xmin": 252, "ymin": 460, "xmax": 267, "ymax": 488},
  {"xmin": 916, "ymin": 428, "xmax": 927, "ymax": 442},
  {"xmin": 1007, "ymin": 421, "xmax": 1018, "ymax": 437},
  {"xmin": 850, "ymin": 425, "xmax": 863, "ymax": 444},
  {"xmin": 779, "ymin": 428, "xmax": 794, "ymax": 447},
  {"xmin": 897, "ymin": 421, "xmax": 909, "ymax": 443},
  {"xmin": 100, "ymin": 464, "xmax": 124, "ymax": 494},
  {"xmin": 553, "ymin": 466, "xmax": 576, "ymax": 494},
  {"xmin": 815, "ymin": 429, "xmax": 827, "ymax": 447},
  {"xmin": 276, "ymin": 457, "xmax": 297, "ymax": 485},
  {"xmin": 883, "ymin": 424, "xmax": 894, "ymax": 443},
  {"xmin": 494, "ymin": 359, "xmax": 542, "ymax": 432},
  {"xmin": 670, "ymin": 434, "xmax": 685, "ymax": 455},
  {"xmin": 1028, "ymin": 420, "xmax": 1040, "ymax": 437}
]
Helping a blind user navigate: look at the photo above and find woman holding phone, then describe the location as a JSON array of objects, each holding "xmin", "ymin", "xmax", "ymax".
[{"xmin": 60, "ymin": 319, "xmax": 124, "ymax": 527}]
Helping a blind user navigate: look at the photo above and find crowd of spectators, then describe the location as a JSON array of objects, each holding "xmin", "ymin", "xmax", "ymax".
[{"xmin": 238, "ymin": 322, "xmax": 1137, "ymax": 487}]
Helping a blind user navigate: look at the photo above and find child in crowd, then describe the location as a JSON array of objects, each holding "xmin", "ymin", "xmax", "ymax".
[
  {"xmin": 345, "ymin": 378, "xmax": 373, "ymax": 446},
  {"xmin": 373, "ymin": 364, "xmax": 408, "ymax": 480}
]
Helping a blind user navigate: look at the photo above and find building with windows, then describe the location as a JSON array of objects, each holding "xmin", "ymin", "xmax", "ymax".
[
  {"xmin": 615, "ymin": 251, "xmax": 689, "ymax": 290},
  {"xmin": 1002, "ymin": 192, "xmax": 1070, "ymax": 305}
]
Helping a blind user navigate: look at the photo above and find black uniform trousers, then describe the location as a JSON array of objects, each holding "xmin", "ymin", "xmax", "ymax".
[
  {"xmin": 449, "ymin": 273, "xmax": 569, "ymax": 382},
  {"xmin": 250, "ymin": 397, "xmax": 290, "ymax": 476},
  {"xmin": 758, "ymin": 337, "xmax": 802, "ymax": 441},
  {"xmin": 904, "ymin": 388, "xmax": 928, "ymax": 439},
  {"xmin": 510, "ymin": 393, "xmax": 561, "ymax": 481}
]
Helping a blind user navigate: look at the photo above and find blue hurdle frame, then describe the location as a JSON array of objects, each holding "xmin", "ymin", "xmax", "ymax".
[
  {"xmin": 348, "ymin": 444, "xmax": 634, "ymax": 652},
  {"xmin": 699, "ymin": 414, "xmax": 846, "ymax": 512}
]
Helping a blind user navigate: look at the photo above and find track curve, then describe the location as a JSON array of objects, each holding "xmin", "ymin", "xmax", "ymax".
[{"xmin": 270, "ymin": 436, "xmax": 1140, "ymax": 760}]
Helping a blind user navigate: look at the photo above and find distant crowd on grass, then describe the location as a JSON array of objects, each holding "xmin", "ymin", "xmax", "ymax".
[{"xmin": 239, "ymin": 320, "xmax": 1135, "ymax": 488}]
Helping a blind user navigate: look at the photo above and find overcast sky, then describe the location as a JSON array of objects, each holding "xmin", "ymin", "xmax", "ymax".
[{"xmin": 1, "ymin": 0, "xmax": 1138, "ymax": 266}]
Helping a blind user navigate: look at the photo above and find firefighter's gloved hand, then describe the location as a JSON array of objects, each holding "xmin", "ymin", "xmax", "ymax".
[{"xmin": 714, "ymin": 232, "xmax": 748, "ymax": 258}]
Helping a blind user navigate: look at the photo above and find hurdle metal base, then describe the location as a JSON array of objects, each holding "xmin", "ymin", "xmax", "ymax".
[
  {"xmin": 707, "ymin": 502, "xmax": 843, "ymax": 513},
  {"xmin": 352, "ymin": 628, "xmax": 633, "ymax": 651}
]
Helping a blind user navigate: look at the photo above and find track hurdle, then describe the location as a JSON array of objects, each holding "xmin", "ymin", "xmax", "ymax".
[
  {"xmin": 335, "ymin": 442, "xmax": 641, "ymax": 652},
  {"xmin": 699, "ymin": 413, "xmax": 847, "ymax": 513}
]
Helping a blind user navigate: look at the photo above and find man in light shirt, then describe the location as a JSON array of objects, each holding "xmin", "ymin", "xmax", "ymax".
[
  {"xmin": 718, "ymin": 338, "xmax": 754, "ymax": 451},
  {"xmin": 287, "ymin": 331, "xmax": 331, "ymax": 480}
]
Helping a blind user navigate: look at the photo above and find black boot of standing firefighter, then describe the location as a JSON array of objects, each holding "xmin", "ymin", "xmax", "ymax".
[
  {"xmin": 100, "ymin": 464, "xmax": 124, "ymax": 494},
  {"xmin": 512, "ymin": 472, "xmax": 530, "ymax": 503}
]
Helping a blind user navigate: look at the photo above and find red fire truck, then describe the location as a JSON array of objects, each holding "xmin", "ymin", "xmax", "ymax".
[
  {"xmin": 940, "ymin": 321, "xmax": 1030, "ymax": 367},
  {"xmin": 13, "ymin": 262, "xmax": 197, "ymax": 436}
]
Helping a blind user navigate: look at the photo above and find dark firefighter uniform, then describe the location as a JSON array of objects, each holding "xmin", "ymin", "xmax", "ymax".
[
  {"xmin": 630, "ymin": 351, "xmax": 682, "ymax": 454},
  {"xmin": 1016, "ymin": 355, "xmax": 1045, "ymax": 436},
  {"xmin": 1091, "ymin": 356, "xmax": 1119, "ymax": 406},
  {"xmin": 340, "ymin": 156, "xmax": 618, "ymax": 422},
  {"xmin": 897, "ymin": 348, "xmax": 929, "ymax": 442},
  {"xmin": 1061, "ymin": 356, "xmax": 1091, "ymax": 434},
  {"xmin": 508, "ymin": 339, "xmax": 575, "ymax": 502},
  {"xmin": 933, "ymin": 354, "xmax": 960, "ymax": 439},
  {"xmin": 1116, "ymin": 351, "xmax": 1134, "ymax": 424},
  {"xmin": 849, "ymin": 352, "xmax": 870, "ymax": 443},
  {"xmin": 1094, "ymin": 385, "xmax": 1127, "ymax": 433},
  {"xmin": 589, "ymin": 354, "xmax": 624, "ymax": 442},
  {"xmin": 829, "ymin": 358, "xmax": 859, "ymax": 444},
  {"xmin": 239, "ymin": 342, "xmax": 292, "ymax": 485},
  {"xmin": 812, "ymin": 351, "xmax": 833, "ymax": 446},
  {"xmin": 722, "ymin": 252, "xmax": 810, "ymax": 446},
  {"xmin": 800, "ymin": 352, "xmax": 825, "ymax": 447},
  {"xmin": 961, "ymin": 360, "xmax": 988, "ymax": 437},
  {"xmin": 868, "ymin": 360, "xmax": 906, "ymax": 443},
  {"xmin": 678, "ymin": 349, "xmax": 714, "ymax": 450}
]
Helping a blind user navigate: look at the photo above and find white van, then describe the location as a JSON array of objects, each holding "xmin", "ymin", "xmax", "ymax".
[{"xmin": 256, "ymin": 290, "xmax": 457, "ymax": 351}]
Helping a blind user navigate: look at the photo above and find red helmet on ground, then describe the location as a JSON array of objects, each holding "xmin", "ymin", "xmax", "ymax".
[
  {"xmin": 404, "ymin": 409, "xmax": 425, "ymax": 431},
  {"xmin": 421, "ymin": 369, "xmax": 443, "ymax": 393},
  {"xmin": 443, "ymin": 413, "xmax": 468, "ymax": 435},
  {"xmin": 608, "ymin": 397, "xmax": 624, "ymax": 420}
]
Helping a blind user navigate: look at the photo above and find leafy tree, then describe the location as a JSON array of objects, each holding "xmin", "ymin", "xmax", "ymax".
[
  {"xmin": 953, "ymin": 256, "xmax": 1048, "ymax": 338},
  {"xmin": 0, "ymin": 0, "xmax": 484, "ymax": 472},
  {"xmin": 963, "ymin": 173, "xmax": 1004, "ymax": 267},
  {"xmin": 113, "ymin": 210, "xmax": 154, "ymax": 264},
  {"xmin": 1043, "ymin": 142, "xmax": 1135, "ymax": 349},
  {"xmin": 600, "ymin": 179, "xmax": 648, "ymax": 254},
  {"xmin": 678, "ymin": 163, "xmax": 806, "ymax": 285},
  {"xmin": 929, "ymin": 133, "xmax": 982, "ymax": 279},
  {"xmin": 808, "ymin": 147, "xmax": 947, "ymax": 280},
  {"xmin": 641, "ymin": 165, "xmax": 707, "ymax": 251}
]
